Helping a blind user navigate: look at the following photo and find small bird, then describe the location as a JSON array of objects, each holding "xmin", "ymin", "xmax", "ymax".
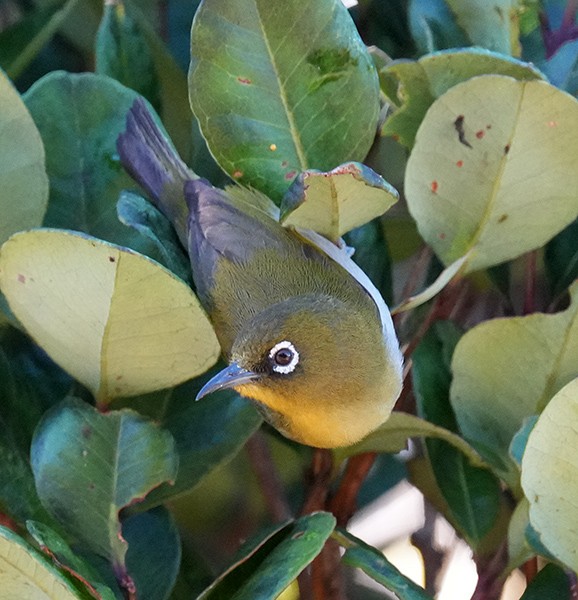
[{"xmin": 118, "ymin": 100, "xmax": 402, "ymax": 448}]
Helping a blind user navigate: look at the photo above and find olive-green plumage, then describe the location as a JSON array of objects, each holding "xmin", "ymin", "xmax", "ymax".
[{"xmin": 118, "ymin": 100, "xmax": 403, "ymax": 448}]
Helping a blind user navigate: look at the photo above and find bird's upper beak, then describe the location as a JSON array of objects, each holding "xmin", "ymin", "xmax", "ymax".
[{"xmin": 195, "ymin": 362, "xmax": 260, "ymax": 401}]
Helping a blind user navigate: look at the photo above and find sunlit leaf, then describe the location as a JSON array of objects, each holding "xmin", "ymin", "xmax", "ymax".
[
  {"xmin": 198, "ymin": 513, "xmax": 335, "ymax": 599},
  {"xmin": 0, "ymin": 68, "xmax": 48, "ymax": 245},
  {"xmin": 280, "ymin": 163, "xmax": 398, "ymax": 242},
  {"xmin": 335, "ymin": 529, "xmax": 432, "ymax": 600},
  {"xmin": 521, "ymin": 377, "xmax": 578, "ymax": 572},
  {"xmin": 189, "ymin": 0, "xmax": 379, "ymax": 199},
  {"xmin": 451, "ymin": 282, "xmax": 578, "ymax": 482},
  {"xmin": 405, "ymin": 75, "xmax": 578, "ymax": 273},
  {"xmin": 31, "ymin": 398, "xmax": 178, "ymax": 572},
  {"xmin": 336, "ymin": 412, "xmax": 487, "ymax": 468},
  {"xmin": 0, "ymin": 525, "xmax": 88, "ymax": 599},
  {"xmin": 381, "ymin": 48, "xmax": 542, "ymax": 147},
  {"xmin": 0, "ymin": 229, "xmax": 220, "ymax": 402}
]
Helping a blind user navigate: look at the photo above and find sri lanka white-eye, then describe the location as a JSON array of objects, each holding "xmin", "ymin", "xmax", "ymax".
[{"xmin": 118, "ymin": 100, "xmax": 403, "ymax": 448}]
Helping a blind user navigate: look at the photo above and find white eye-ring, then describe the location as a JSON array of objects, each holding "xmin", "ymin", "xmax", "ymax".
[{"xmin": 268, "ymin": 341, "xmax": 299, "ymax": 375}]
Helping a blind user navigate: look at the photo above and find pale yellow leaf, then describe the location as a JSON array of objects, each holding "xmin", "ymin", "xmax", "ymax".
[
  {"xmin": 521, "ymin": 377, "xmax": 578, "ymax": 571},
  {"xmin": 0, "ymin": 229, "xmax": 220, "ymax": 401}
]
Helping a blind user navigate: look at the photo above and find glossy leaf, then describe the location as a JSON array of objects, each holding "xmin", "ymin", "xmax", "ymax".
[
  {"xmin": 451, "ymin": 281, "xmax": 578, "ymax": 481},
  {"xmin": 405, "ymin": 75, "xmax": 578, "ymax": 273},
  {"xmin": 26, "ymin": 521, "xmax": 117, "ymax": 600},
  {"xmin": 0, "ymin": 68, "xmax": 48, "ymax": 245},
  {"xmin": 336, "ymin": 411, "xmax": 487, "ymax": 468},
  {"xmin": 189, "ymin": 0, "xmax": 379, "ymax": 199},
  {"xmin": 116, "ymin": 190, "xmax": 192, "ymax": 284},
  {"xmin": 198, "ymin": 512, "xmax": 335, "ymax": 599},
  {"xmin": 31, "ymin": 398, "xmax": 178, "ymax": 571},
  {"xmin": 381, "ymin": 48, "xmax": 542, "ymax": 147},
  {"xmin": 335, "ymin": 529, "xmax": 432, "ymax": 599},
  {"xmin": 0, "ymin": 229, "xmax": 220, "ymax": 402},
  {"xmin": 413, "ymin": 322, "xmax": 501, "ymax": 547},
  {"xmin": 123, "ymin": 507, "xmax": 181, "ymax": 600},
  {"xmin": 520, "ymin": 563, "xmax": 571, "ymax": 600},
  {"xmin": 0, "ymin": 525, "xmax": 89, "ymax": 600},
  {"xmin": 23, "ymin": 71, "xmax": 159, "ymax": 252},
  {"xmin": 521, "ymin": 377, "xmax": 578, "ymax": 572},
  {"xmin": 135, "ymin": 371, "xmax": 262, "ymax": 507},
  {"xmin": 280, "ymin": 163, "xmax": 398, "ymax": 242},
  {"xmin": 95, "ymin": 2, "xmax": 160, "ymax": 107},
  {"xmin": 445, "ymin": 0, "xmax": 519, "ymax": 55}
]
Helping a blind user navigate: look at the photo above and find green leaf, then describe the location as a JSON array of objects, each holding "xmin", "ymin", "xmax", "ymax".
[
  {"xmin": 520, "ymin": 563, "xmax": 571, "ymax": 600},
  {"xmin": 123, "ymin": 507, "xmax": 181, "ymax": 600},
  {"xmin": 521, "ymin": 377, "xmax": 578, "ymax": 572},
  {"xmin": 412, "ymin": 322, "xmax": 501, "ymax": 547},
  {"xmin": 23, "ymin": 71, "xmax": 160, "ymax": 253},
  {"xmin": 405, "ymin": 75, "xmax": 578, "ymax": 273},
  {"xmin": 444, "ymin": 0, "xmax": 520, "ymax": 55},
  {"xmin": 95, "ymin": 2, "xmax": 160, "ymax": 108},
  {"xmin": 0, "ymin": 229, "xmax": 220, "ymax": 402},
  {"xmin": 381, "ymin": 48, "xmax": 543, "ymax": 147},
  {"xmin": 26, "ymin": 521, "xmax": 117, "ymax": 600},
  {"xmin": 507, "ymin": 498, "xmax": 535, "ymax": 570},
  {"xmin": 280, "ymin": 163, "xmax": 398, "ymax": 242},
  {"xmin": 116, "ymin": 190, "xmax": 192, "ymax": 284},
  {"xmin": 198, "ymin": 512, "xmax": 335, "ymax": 600},
  {"xmin": 343, "ymin": 219, "xmax": 393, "ymax": 306},
  {"xmin": 451, "ymin": 281, "xmax": 578, "ymax": 482},
  {"xmin": 336, "ymin": 411, "xmax": 487, "ymax": 468},
  {"xmin": 0, "ymin": 68, "xmax": 48, "ymax": 245},
  {"xmin": 0, "ymin": 526, "xmax": 88, "ymax": 600},
  {"xmin": 133, "ymin": 371, "xmax": 262, "ymax": 507},
  {"xmin": 335, "ymin": 529, "xmax": 432, "ymax": 600},
  {"xmin": 189, "ymin": 0, "xmax": 379, "ymax": 199},
  {"xmin": 0, "ymin": 0, "xmax": 81, "ymax": 80},
  {"xmin": 544, "ymin": 217, "xmax": 578, "ymax": 299},
  {"xmin": 31, "ymin": 398, "xmax": 178, "ymax": 572}
]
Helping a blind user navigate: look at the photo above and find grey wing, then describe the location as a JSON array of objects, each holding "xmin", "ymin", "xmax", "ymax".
[{"xmin": 185, "ymin": 179, "xmax": 294, "ymax": 304}]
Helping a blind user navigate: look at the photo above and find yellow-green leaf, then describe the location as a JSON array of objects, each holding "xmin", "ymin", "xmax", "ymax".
[
  {"xmin": 280, "ymin": 163, "xmax": 398, "ymax": 242},
  {"xmin": 521, "ymin": 377, "xmax": 578, "ymax": 571},
  {"xmin": 335, "ymin": 411, "xmax": 487, "ymax": 468},
  {"xmin": 0, "ymin": 229, "xmax": 220, "ymax": 402},
  {"xmin": 0, "ymin": 526, "xmax": 81, "ymax": 600},
  {"xmin": 0, "ymin": 69, "xmax": 48, "ymax": 245},
  {"xmin": 405, "ymin": 75, "xmax": 578, "ymax": 273},
  {"xmin": 451, "ymin": 281, "xmax": 578, "ymax": 481}
]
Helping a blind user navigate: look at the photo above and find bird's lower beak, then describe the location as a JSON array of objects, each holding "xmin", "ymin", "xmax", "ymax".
[{"xmin": 195, "ymin": 362, "xmax": 260, "ymax": 401}]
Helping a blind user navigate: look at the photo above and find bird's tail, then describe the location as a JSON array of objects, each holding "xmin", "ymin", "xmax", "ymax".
[{"xmin": 117, "ymin": 98, "xmax": 194, "ymax": 245}]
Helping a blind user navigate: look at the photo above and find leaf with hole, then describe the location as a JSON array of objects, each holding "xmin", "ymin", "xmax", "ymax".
[
  {"xmin": 189, "ymin": 0, "xmax": 379, "ymax": 199},
  {"xmin": 405, "ymin": 75, "xmax": 578, "ymax": 273},
  {"xmin": 280, "ymin": 163, "xmax": 398, "ymax": 242},
  {"xmin": 31, "ymin": 398, "xmax": 178, "ymax": 573}
]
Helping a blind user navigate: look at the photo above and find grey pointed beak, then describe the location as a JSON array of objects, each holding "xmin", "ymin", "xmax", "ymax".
[{"xmin": 195, "ymin": 362, "xmax": 260, "ymax": 401}]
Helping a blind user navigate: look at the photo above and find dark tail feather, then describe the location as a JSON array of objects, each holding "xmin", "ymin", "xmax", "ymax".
[{"xmin": 117, "ymin": 98, "xmax": 193, "ymax": 245}]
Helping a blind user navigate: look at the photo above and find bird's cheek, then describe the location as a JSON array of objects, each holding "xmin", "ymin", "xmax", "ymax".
[{"xmin": 235, "ymin": 383, "xmax": 288, "ymax": 414}]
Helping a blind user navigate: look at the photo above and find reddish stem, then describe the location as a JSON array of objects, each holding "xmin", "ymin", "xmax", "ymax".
[
  {"xmin": 523, "ymin": 250, "xmax": 537, "ymax": 315},
  {"xmin": 328, "ymin": 452, "xmax": 377, "ymax": 526},
  {"xmin": 522, "ymin": 556, "xmax": 538, "ymax": 583},
  {"xmin": 245, "ymin": 431, "xmax": 291, "ymax": 522}
]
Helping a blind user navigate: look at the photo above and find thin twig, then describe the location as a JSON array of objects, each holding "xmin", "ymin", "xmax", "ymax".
[
  {"xmin": 523, "ymin": 250, "xmax": 537, "ymax": 315},
  {"xmin": 328, "ymin": 452, "xmax": 377, "ymax": 527},
  {"xmin": 470, "ymin": 544, "xmax": 508, "ymax": 600},
  {"xmin": 245, "ymin": 431, "xmax": 292, "ymax": 522},
  {"xmin": 300, "ymin": 449, "xmax": 334, "ymax": 515},
  {"xmin": 310, "ymin": 538, "xmax": 348, "ymax": 600}
]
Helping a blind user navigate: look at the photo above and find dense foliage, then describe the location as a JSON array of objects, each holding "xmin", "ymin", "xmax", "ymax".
[{"xmin": 0, "ymin": 1, "xmax": 577, "ymax": 599}]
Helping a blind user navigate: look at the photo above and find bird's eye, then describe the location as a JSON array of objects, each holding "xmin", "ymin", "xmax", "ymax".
[{"xmin": 268, "ymin": 341, "xmax": 299, "ymax": 375}]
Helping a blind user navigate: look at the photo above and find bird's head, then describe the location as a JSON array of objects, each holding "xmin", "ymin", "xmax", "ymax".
[{"xmin": 196, "ymin": 293, "xmax": 401, "ymax": 448}]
